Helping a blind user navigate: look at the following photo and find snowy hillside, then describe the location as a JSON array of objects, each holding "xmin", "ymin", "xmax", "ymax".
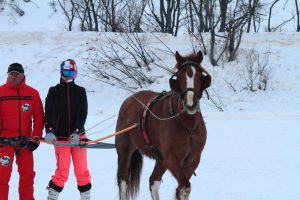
[
  {"xmin": 0, "ymin": 1, "xmax": 300, "ymax": 200},
  {"xmin": 0, "ymin": 31, "xmax": 299, "ymax": 113}
]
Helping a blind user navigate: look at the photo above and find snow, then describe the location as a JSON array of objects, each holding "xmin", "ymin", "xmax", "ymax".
[{"xmin": 0, "ymin": 1, "xmax": 300, "ymax": 200}]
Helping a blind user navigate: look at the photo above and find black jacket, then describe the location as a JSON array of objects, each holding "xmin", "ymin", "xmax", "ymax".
[{"xmin": 45, "ymin": 79, "xmax": 87, "ymax": 140}]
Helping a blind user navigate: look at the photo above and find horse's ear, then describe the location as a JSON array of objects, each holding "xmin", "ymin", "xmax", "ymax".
[
  {"xmin": 196, "ymin": 51, "xmax": 203, "ymax": 63},
  {"xmin": 175, "ymin": 51, "xmax": 183, "ymax": 62}
]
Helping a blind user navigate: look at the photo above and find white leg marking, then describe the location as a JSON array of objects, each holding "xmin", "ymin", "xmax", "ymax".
[
  {"xmin": 179, "ymin": 187, "xmax": 191, "ymax": 200},
  {"xmin": 120, "ymin": 180, "xmax": 127, "ymax": 200},
  {"xmin": 150, "ymin": 181, "xmax": 160, "ymax": 200}
]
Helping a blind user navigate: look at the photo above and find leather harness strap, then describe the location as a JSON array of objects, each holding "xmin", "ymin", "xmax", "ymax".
[
  {"xmin": 140, "ymin": 91, "xmax": 168, "ymax": 144},
  {"xmin": 141, "ymin": 100, "xmax": 153, "ymax": 144}
]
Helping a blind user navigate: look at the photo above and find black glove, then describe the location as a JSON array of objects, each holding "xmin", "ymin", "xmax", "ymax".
[
  {"xmin": 27, "ymin": 137, "xmax": 40, "ymax": 151},
  {"xmin": 27, "ymin": 141, "xmax": 39, "ymax": 151},
  {"xmin": 18, "ymin": 137, "xmax": 29, "ymax": 148}
]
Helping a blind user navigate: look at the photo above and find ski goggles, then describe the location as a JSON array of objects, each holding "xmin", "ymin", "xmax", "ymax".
[{"xmin": 61, "ymin": 70, "xmax": 77, "ymax": 78}]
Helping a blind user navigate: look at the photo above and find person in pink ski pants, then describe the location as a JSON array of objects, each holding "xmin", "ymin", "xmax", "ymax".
[{"xmin": 43, "ymin": 59, "xmax": 91, "ymax": 200}]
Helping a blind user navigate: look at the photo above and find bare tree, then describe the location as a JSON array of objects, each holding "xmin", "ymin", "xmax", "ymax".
[
  {"xmin": 219, "ymin": 0, "xmax": 230, "ymax": 32},
  {"xmin": 267, "ymin": 0, "xmax": 279, "ymax": 32},
  {"xmin": 187, "ymin": 0, "xmax": 220, "ymax": 65},
  {"xmin": 57, "ymin": 0, "xmax": 76, "ymax": 31},
  {"xmin": 185, "ymin": 0, "xmax": 195, "ymax": 33},
  {"xmin": 145, "ymin": 0, "xmax": 183, "ymax": 36},
  {"xmin": 205, "ymin": 0, "xmax": 219, "ymax": 65},
  {"xmin": 54, "ymin": 0, "xmax": 147, "ymax": 32},
  {"xmin": 246, "ymin": 0, "xmax": 264, "ymax": 32},
  {"xmin": 296, "ymin": 0, "xmax": 300, "ymax": 31},
  {"xmin": 187, "ymin": 0, "xmax": 250, "ymax": 65},
  {"xmin": 226, "ymin": 0, "xmax": 250, "ymax": 61},
  {"xmin": 86, "ymin": 0, "xmax": 99, "ymax": 31},
  {"xmin": 188, "ymin": 0, "xmax": 209, "ymax": 32}
]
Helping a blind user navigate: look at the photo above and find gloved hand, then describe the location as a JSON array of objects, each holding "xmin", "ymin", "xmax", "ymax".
[
  {"xmin": 27, "ymin": 137, "xmax": 40, "ymax": 151},
  {"xmin": 17, "ymin": 137, "xmax": 28, "ymax": 148},
  {"xmin": 44, "ymin": 132, "xmax": 57, "ymax": 144},
  {"xmin": 69, "ymin": 131, "xmax": 80, "ymax": 145}
]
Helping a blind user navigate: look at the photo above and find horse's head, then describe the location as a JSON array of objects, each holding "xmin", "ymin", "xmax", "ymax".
[{"xmin": 169, "ymin": 51, "xmax": 211, "ymax": 115}]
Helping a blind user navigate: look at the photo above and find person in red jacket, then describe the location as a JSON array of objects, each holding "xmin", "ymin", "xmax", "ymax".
[{"xmin": 0, "ymin": 63, "xmax": 44, "ymax": 200}]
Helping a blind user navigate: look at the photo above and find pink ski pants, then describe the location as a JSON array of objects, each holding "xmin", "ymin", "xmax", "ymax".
[{"xmin": 51, "ymin": 143, "xmax": 91, "ymax": 187}]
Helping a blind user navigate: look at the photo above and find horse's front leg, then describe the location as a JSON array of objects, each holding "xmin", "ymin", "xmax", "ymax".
[
  {"xmin": 167, "ymin": 159, "xmax": 191, "ymax": 200},
  {"xmin": 149, "ymin": 160, "xmax": 166, "ymax": 200},
  {"xmin": 184, "ymin": 155, "xmax": 201, "ymax": 180},
  {"xmin": 176, "ymin": 185, "xmax": 191, "ymax": 200}
]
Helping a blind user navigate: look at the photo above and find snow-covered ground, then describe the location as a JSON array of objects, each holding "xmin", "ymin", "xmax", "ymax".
[
  {"xmin": 0, "ymin": 30, "xmax": 299, "ymax": 200},
  {"xmin": 1, "ymin": 1, "xmax": 300, "ymax": 200}
]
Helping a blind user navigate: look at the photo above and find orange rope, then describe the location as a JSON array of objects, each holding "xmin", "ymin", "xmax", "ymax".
[
  {"xmin": 85, "ymin": 124, "xmax": 137, "ymax": 144},
  {"xmin": 40, "ymin": 124, "xmax": 138, "ymax": 145}
]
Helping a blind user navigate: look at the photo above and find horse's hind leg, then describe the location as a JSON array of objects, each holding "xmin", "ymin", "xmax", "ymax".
[
  {"xmin": 117, "ymin": 150, "xmax": 132, "ymax": 200},
  {"xmin": 149, "ymin": 160, "xmax": 166, "ymax": 200},
  {"xmin": 117, "ymin": 146, "xmax": 143, "ymax": 200}
]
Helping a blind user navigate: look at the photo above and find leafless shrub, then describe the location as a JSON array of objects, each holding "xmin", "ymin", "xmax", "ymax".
[
  {"xmin": 84, "ymin": 33, "xmax": 170, "ymax": 89},
  {"xmin": 0, "ymin": 0, "xmax": 5, "ymax": 12},
  {"xmin": 205, "ymin": 87, "xmax": 225, "ymax": 112},
  {"xmin": 49, "ymin": 0, "xmax": 57, "ymax": 12},
  {"xmin": 10, "ymin": 3, "xmax": 24, "ymax": 16},
  {"xmin": 188, "ymin": 32, "xmax": 207, "ymax": 56},
  {"xmin": 242, "ymin": 48, "xmax": 272, "ymax": 91}
]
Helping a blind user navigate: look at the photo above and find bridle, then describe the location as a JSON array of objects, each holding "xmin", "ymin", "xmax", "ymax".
[
  {"xmin": 169, "ymin": 60, "xmax": 211, "ymax": 101},
  {"xmin": 169, "ymin": 60, "xmax": 200, "ymax": 101}
]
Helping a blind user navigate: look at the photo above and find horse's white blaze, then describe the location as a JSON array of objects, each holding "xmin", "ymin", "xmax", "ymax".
[
  {"xmin": 119, "ymin": 180, "xmax": 127, "ymax": 200},
  {"xmin": 150, "ymin": 181, "xmax": 160, "ymax": 200},
  {"xmin": 186, "ymin": 67, "xmax": 196, "ymax": 107}
]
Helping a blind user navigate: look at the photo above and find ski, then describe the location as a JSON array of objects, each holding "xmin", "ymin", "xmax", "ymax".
[{"xmin": 52, "ymin": 141, "xmax": 115, "ymax": 149}]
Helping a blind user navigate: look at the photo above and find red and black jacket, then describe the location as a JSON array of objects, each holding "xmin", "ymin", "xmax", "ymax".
[
  {"xmin": 45, "ymin": 79, "xmax": 87, "ymax": 140},
  {"xmin": 0, "ymin": 78, "xmax": 44, "ymax": 138}
]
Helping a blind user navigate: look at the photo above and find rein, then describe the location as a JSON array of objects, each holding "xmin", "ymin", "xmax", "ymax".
[{"xmin": 130, "ymin": 91, "xmax": 183, "ymax": 121}]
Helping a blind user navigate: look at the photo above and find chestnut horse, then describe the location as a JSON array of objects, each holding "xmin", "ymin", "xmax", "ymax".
[{"xmin": 115, "ymin": 51, "xmax": 211, "ymax": 200}]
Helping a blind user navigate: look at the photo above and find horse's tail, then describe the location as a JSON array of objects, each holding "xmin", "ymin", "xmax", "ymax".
[{"xmin": 127, "ymin": 150, "xmax": 143, "ymax": 199}]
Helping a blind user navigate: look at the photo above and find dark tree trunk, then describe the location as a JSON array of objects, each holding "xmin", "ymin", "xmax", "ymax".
[{"xmin": 268, "ymin": 0, "xmax": 280, "ymax": 32}]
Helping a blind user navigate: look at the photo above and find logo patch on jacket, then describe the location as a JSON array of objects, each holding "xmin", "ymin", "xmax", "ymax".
[
  {"xmin": 22, "ymin": 104, "xmax": 30, "ymax": 112},
  {"xmin": 1, "ymin": 156, "xmax": 11, "ymax": 167}
]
